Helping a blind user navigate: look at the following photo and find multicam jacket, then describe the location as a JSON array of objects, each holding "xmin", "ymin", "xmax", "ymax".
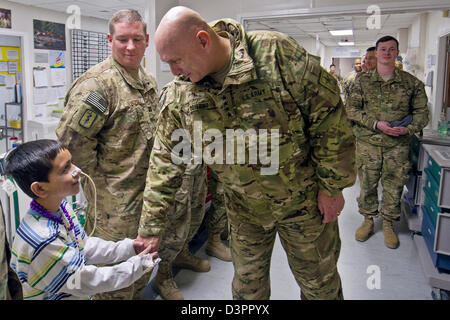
[
  {"xmin": 345, "ymin": 68, "xmax": 429, "ymax": 147},
  {"xmin": 56, "ymin": 57, "xmax": 159, "ymax": 224},
  {"xmin": 138, "ymin": 19, "xmax": 356, "ymax": 237}
]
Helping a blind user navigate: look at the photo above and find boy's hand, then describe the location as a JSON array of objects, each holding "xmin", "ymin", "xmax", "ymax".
[
  {"xmin": 133, "ymin": 239, "xmax": 148, "ymax": 255},
  {"xmin": 136, "ymin": 235, "xmax": 161, "ymax": 256}
]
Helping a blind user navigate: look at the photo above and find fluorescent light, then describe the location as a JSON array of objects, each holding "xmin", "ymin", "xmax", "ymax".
[
  {"xmin": 330, "ymin": 29, "xmax": 353, "ymax": 36},
  {"xmin": 338, "ymin": 41, "xmax": 355, "ymax": 46}
]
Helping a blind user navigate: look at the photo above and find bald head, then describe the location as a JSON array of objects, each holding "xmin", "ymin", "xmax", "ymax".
[
  {"xmin": 156, "ymin": 6, "xmax": 211, "ymax": 51},
  {"xmin": 354, "ymin": 58, "xmax": 362, "ymax": 72},
  {"xmin": 155, "ymin": 6, "xmax": 231, "ymax": 82}
]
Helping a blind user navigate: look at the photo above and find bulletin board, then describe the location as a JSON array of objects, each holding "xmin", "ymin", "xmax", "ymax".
[
  {"xmin": 71, "ymin": 29, "xmax": 110, "ymax": 81},
  {"xmin": 0, "ymin": 46, "xmax": 21, "ymax": 125},
  {"xmin": 0, "ymin": 46, "xmax": 21, "ymax": 85}
]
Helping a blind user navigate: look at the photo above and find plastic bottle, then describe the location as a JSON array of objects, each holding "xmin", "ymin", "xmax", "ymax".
[
  {"xmin": 438, "ymin": 111, "xmax": 448, "ymax": 136},
  {"xmin": 12, "ymin": 139, "xmax": 22, "ymax": 148},
  {"xmin": 9, "ymin": 137, "xmax": 18, "ymax": 149}
]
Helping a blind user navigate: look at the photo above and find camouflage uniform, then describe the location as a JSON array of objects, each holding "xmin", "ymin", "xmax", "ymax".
[
  {"xmin": 157, "ymin": 164, "xmax": 207, "ymax": 270},
  {"xmin": 139, "ymin": 19, "xmax": 356, "ymax": 300},
  {"xmin": 342, "ymin": 70, "xmax": 360, "ymax": 100},
  {"xmin": 1, "ymin": 206, "xmax": 22, "ymax": 300},
  {"xmin": 56, "ymin": 56, "xmax": 160, "ymax": 299},
  {"xmin": 345, "ymin": 69, "xmax": 429, "ymax": 221},
  {"xmin": 207, "ymin": 168, "xmax": 228, "ymax": 237}
]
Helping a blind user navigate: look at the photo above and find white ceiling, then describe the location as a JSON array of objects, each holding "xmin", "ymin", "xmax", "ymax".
[
  {"xmin": 4, "ymin": 1, "xmax": 430, "ymax": 47},
  {"xmin": 7, "ymin": 0, "xmax": 147, "ymax": 20},
  {"xmin": 245, "ymin": 12, "xmax": 421, "ymax": 47}
]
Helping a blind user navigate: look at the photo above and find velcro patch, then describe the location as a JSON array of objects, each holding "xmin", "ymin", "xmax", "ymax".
[
  {"xmin": 190, "ymin": 102, "xmax": 210, "ymax": 112},
  {"xmin": 79, "ymin": 109, "xmax": 98, "ymax": 129},
  {"xmin": 319, "ymin": 70, "xmax": 338, "ymax": 94},
  {"xmin": 85, "ymin": 91, "xmax": 107, "ymax": 113}
]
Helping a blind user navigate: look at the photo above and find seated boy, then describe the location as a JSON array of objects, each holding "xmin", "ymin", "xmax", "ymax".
[{"xmin": 6, "ymin": 139, "xmax": 159, "ymax": 300}]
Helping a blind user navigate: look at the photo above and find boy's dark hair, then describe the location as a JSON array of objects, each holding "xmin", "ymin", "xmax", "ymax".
[
  {"xmin": 375, "ymin": 36, "xmax": 399, "ymax": 50},
  {"xmin": 366, "ymin": 46, "xmax": 376, "ymax": 52},
  {"xmin": 330, "ymin": 64, "xmax": 336, "ymax": 68},
  {"xmin": 5, "ymin": 139, "xmax": 66, "ymax": 199}
]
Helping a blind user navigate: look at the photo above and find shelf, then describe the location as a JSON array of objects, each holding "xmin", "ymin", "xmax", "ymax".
[{"xmin": 413, "ymin": 234, "xmax": 450, "ymax": 291}]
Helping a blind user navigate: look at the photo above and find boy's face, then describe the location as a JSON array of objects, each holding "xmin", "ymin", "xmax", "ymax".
[{"xmin": 42, "ymin": 149, "xmax": 80, "ymax": 199}]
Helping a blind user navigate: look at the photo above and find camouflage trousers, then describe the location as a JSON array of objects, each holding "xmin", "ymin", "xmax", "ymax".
[
  {"xmin": 85, "ymin": 207, "xmax": 149, "ymax": 300},
  {"xmin": 1, "ymin": 209, "xmax": 22, "ymax": 300},
  {"xmin": 158, "ymin": 166, "xmax": 207, "ymax": 269},
  {"xmin": 356, "ymin": 139, "xmax": 412, "ymax": 221},
  {"xmin": 206, "ymin": 169, "xmax": 228, "ymax": 236},
  {"xmin": 228, "ymin": 206, "xmax": 343, "ymax": 300}
]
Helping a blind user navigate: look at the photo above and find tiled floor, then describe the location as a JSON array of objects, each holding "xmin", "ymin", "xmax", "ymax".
[{"xmin": 143, "ymin": 179, "xmax": 444, "ymax": 300}]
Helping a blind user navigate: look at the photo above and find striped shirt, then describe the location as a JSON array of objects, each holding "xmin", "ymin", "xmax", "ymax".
[{"xmin": 10, "ymin": 200, "xmax": 156, "ymax": 300}]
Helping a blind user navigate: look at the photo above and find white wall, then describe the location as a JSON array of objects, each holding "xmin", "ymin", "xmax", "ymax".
[
  {"xmin": 0, "ymin": 0, "xmax": 108, "ymax": 123},
  {"xmin": 422, "ymin": 11, "xmax": 450, "ymax": 129}
]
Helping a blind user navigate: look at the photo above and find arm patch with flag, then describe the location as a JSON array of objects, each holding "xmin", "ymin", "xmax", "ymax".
[{"xmin": 85, "ymin": 91, "xmax": 107, "ymax": 114}]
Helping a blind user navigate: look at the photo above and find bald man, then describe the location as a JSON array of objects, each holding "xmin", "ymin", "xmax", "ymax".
[
  {"xmin": 342, "ymin": 58, "xmax": 362, "ymax": 99},
  {"xmin": 138, "ymin": 6, "xmax": 356, "ymax": 300}
]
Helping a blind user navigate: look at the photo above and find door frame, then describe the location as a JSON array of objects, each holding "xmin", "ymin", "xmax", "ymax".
[{"xmin": 0, "ymin": 28, "xmax": 32, "ymax": 141}]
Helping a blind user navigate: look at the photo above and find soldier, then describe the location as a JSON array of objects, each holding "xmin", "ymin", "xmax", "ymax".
[
  {"xmin": 56, "ymin": 9, "xmax": 160, "ymax": 299},
  {"xmin": 342, "ymin": 58, "xmax": 362, "ymax": 99},
  {"xmin": 138, "ymin": 6, "xmax": 356, "ymax": 300},
  {"xmin": 152, "ymin": 163, "xmax": 211, "ymax": 300},
  {"xmin": 1, "ymin": 206, "xmax": 22, "ymax": 300},
  {"xmin": 346, "ymin": 36, "xmax": 429, "ymax": 249},
  {"xmin": 363, "ymin": 47, "xmax": 377, "ymax": 72},
  {"xmin": 205, "ymin": 168, "xmax": 231, "ymax": 262}
]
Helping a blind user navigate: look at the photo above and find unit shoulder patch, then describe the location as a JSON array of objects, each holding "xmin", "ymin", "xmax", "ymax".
[{"xmin": 78, "ymin": 109, "xmax": 98, "ymax": 129}]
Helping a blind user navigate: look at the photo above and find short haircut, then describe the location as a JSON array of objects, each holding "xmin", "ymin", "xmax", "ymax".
[
  {"xmin": 109, "ymin": 9, "xmax": 146, "ymax": 36},
  {"xmin": 366, "ymin": 46, "xmax": 376, "ymax": 52},
  {"xmin": 330, "ymin": 64, "xmax": 336, "ymax": 68},
  {"xmin": 376, "ymin": 36, "xmax": 399, "ymax": 50},
  {"xmin": 5, "ymin": 139, "xmax": 65, "ymax": 199}
]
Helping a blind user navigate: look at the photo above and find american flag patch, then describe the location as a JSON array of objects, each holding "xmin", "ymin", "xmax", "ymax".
[{"xmin": 85, "ymin": 92, "xmax": 107, "ymax": 113}]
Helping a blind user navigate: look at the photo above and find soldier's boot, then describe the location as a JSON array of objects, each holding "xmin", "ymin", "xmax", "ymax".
[
  {"xmin": 355, "ymin": 217, "xmax": 374, "ymax": 242},
  {"xmin": 173, "ymin": 244, "xmax": 211, "ymax": 272},
  {"xmin": 205, "ymin": 232, "xmax": 232, "ymax": 262},
  {"xmin": 152, "ymin": 263, "xmax": 184, "ymax": 300},
  {"xmin": 382, "ymin": 219, "xmax": 399, "ymax": 249}
]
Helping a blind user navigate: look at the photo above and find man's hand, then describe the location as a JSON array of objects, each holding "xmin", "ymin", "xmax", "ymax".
[
  {"xmin": 377, "ymin": 121, "xmax": 408, "ymax": 136},
  {"xmin": 318, "ymin": 190, "xmax": 345, "ymax": 223},
  {"xmin": 135, "ymin": 235, "xmax": 162, "ymax": 257}
]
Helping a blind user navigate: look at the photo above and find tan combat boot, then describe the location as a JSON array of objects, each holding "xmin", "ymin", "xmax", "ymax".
[
  {"xmin": 205, "ymin": 232, "xmax": 232, "ymax": 262},
  {"xmin": 382, "ymin": 219, "xmax": 399, "ymax": 249},
  {"xmin": 152, "ymin": 263, "xmax": 184, "ymax": 300},
  {"xmin": 173, "ymin": 244, "xmax": 211, "ymax": 272},
  {"xmin": 355, "ymin": 217, "xmax": 374, "ymax": 242}
]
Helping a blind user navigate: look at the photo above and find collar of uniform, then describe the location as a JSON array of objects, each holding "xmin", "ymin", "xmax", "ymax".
[
  {"xmin": 371, "ymin": 67, "xmax": 402, "ymax": 83},
  {"xmin": 209, "ymin": 19, "xmax": 256, "ymax": 88},
  {"xmin": 111, "ymin": 57, "xmax": 147, "ymax": 91}
]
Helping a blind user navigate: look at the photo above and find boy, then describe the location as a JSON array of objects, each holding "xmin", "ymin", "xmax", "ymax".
[{"xmin": 6, "ymin": 139, "xmax": 159, "ymax": 300}]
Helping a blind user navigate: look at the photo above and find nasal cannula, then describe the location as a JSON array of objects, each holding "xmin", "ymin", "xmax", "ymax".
[{"xmin": 72, "ymin": 167, "xmax": 97, "ymax": 237}]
